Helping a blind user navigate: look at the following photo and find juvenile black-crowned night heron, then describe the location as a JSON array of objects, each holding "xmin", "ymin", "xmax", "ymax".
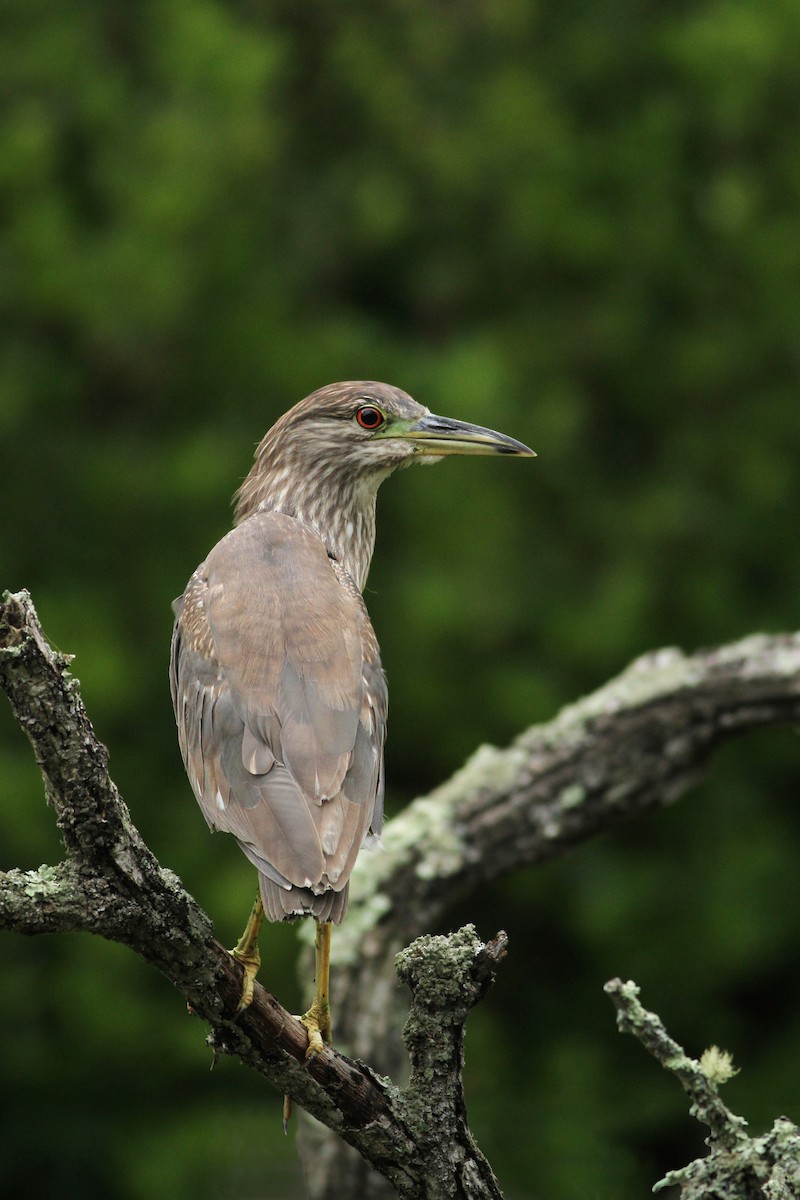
[{"xmin": 170, "ymin": 381, "xmax": 533, "ymax": 1055}]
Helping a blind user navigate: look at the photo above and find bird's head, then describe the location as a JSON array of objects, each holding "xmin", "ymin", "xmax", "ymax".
[
  {"xmin": 256, "ymin": 380, "xmax": 533, "ymax": 469},
  {"xmin": 235, "ymin": 381, "xmax": 534, "ymax": 526}
]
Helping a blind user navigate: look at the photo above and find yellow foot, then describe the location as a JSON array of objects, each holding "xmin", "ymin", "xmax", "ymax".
[
  {"xmin": 229, "ymin": 894, "xmax": 264, "ymax": 1015},
  {"xmin": 230, "ymin": 943, "xmax": 261, "ymax": 1015},
  {"xmin": 299, "ymin": 1001, "xmax": 331, "ymax": 1059}
]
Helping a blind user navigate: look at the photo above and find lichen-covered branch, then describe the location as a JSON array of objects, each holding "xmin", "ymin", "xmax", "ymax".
[
  {"xmin": 341, "ymin": 634, "xmax": 800, "ymax": 994},
  {"xmin": 605, "ymin": 978, "xmax": 748, "ymax": 1150},
  {"xmin": 326, "ymin": 627, "xmax": 800, "ymax": 1080},
  {"xmin": 395, "ymin": 927, "xmax": 508, "ymax": 1200},
  {"xmin": 605, "ymin": 979, "xmax": 800, "ymax": 1198}
]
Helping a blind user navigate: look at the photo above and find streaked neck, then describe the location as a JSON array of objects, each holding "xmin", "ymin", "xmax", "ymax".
[{"xmin": 236, "ymin": 460, "xmax": 389, "ymax": 592}]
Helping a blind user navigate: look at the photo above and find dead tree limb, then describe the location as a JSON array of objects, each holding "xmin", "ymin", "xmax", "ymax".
[{"xmin": 330, "ymin": 625, "xmax": 800, "ymax": 1065}]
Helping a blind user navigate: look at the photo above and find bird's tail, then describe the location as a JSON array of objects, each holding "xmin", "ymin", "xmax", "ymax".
[{"xmin": 259, "ymin": 874, "xmax": 349, "ymax": 924}]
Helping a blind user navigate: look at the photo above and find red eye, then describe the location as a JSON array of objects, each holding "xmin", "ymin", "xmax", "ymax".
[{"xmin": 356, "ymin": 406, "xmax": 385, "ymax": 430}]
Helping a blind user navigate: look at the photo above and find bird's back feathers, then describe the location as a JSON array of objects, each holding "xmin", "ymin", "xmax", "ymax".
[{"xmin": 170, "ymin": 510, "xmax": 387, "ymax": 922}]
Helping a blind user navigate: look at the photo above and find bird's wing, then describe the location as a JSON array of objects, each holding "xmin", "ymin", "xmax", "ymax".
[{"xmin": 170, "ymin": 511, "xmax": 386, "ymax": 895}]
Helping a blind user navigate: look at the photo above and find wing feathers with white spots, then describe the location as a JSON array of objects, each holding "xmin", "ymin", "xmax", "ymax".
[{"xmin": 170, "ymin": 511, "xmax": 387, "ymax": 921}]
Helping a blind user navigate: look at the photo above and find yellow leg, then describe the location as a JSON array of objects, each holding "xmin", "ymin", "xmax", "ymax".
[
  {"xmin": 300, "ymin": 920, "xmax": 332, "ymax": 1058},
  {"xmin": 230, "ymin": 894, "xmax": 264, "ymax": 1014}
]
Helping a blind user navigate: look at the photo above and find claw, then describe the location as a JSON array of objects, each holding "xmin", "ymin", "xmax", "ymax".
[
  {"xmin": 300, "ymin": 1000, "xmax": 331, "ymax": 1058},
  {"xmin": 292, "ymin": 988, "xmax": 330, "ymax": 1065},
  {"xmin": 230, "ymin": 894, "xmax": 264, "ymax": 1015},
  {"xmin": 231, "ymin": 942, "xmax": 261, "ymax": 1014}
]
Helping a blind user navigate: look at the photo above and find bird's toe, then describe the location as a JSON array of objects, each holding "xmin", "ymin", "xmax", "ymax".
[{"xmin": 299, "ymin": 1000, "xmax": 331, "ymax": 1058}]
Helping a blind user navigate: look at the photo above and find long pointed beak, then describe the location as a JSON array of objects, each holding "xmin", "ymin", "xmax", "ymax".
[{"xmin": 398, "ymin": 413, "xmax": 536, "ymax": 458}]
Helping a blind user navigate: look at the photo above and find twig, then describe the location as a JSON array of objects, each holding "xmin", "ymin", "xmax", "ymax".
[
  {"xmin": 605, "ymin": 978, "xmax": 800, "ymax": 1197},
  {"xmin": 604, "ymin": 978, "xmax": 747, "ymax": 1149}
]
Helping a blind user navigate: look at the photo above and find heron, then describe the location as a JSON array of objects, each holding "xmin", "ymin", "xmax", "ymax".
[{"xmin": 170, "ymin": 381, "xmax": 534, "ymax": 1056}]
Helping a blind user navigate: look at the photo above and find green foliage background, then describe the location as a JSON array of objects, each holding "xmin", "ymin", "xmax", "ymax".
[{"xmin": 2, "ymin": 2, "xmax": 800, "ymax": 1197}]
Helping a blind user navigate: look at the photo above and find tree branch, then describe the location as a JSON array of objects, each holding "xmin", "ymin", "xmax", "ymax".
[
  {"xmin": 396, "ymin": 927, "xmax": 508, "ymax": 1200},
  {"xmin": 605, "ymin": 979, "xmax": 800, "ymax": 1197},
  {"xmin": 344, "ymin": 633, "xmax": 800, "ymax": 972},
  {"xmin": 328, "ymin": 628, "xmax": 800, "ymax": 1067}
]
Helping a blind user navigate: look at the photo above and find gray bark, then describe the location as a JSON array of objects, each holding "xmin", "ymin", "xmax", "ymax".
[{"xmin": 2, "ymin": 588, "xmax": 800, "ymax": 1198}]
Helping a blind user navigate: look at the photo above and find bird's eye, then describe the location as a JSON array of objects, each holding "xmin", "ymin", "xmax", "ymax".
[{"xmin": 356, "ymin": 406, "xmax": 385, "ymax": 430}]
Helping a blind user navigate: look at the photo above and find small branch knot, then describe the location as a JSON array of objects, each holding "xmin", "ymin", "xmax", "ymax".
[
  {"xmin": 395, "ymin": 926, "xmax": 507, "ymax": 1197},
  {"xmin": 396, "ymin": 925, "xmax": 507, "ymax": 1022},
  {"xmin": 397, "ymin": 925, "xmax": 507, "ymax": 1099}
]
